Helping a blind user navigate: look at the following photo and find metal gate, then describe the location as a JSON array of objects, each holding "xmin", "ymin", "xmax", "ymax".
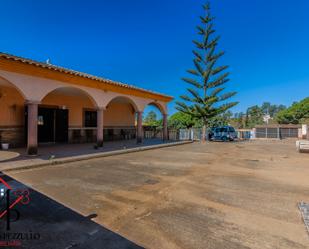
[
  {"xmin": 280, "ymin": 128, "xmax": 299, "ymax": 138},
  {"xmin": 255, "ymin": 126, "xmax": 299, "ymax": 139}
]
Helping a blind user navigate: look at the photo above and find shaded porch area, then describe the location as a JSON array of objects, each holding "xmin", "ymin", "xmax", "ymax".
[{"xmin": 0, "ymin": 72, "xmax": 170, "ymax": 156}]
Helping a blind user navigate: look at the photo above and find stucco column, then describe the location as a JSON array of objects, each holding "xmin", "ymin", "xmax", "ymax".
[
  {"xmin": 97, "ymin": 108, "xmax": 104, "ymax": 147},
  {"xmin": 136, "ymin": 111, "xmax": 143, "ymax": 143},
  {"xmin": 26, "ymin": 101, "xmax": 39, "ymax": 155},
  {"xmin": 163, "ymin": 114, "xmax": 168, "ymax": 141}
]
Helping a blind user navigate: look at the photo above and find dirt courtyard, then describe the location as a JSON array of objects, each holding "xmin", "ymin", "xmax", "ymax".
[{"xmin": 6, "ymin": 140, "xmax": 309, "ymax": 249}]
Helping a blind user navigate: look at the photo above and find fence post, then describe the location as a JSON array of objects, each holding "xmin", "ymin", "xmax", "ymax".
[
  {"xmin": 251, "ymin": 128, "xmax": 256, "ymax": 139},
  {"xmin": 265, "ymin": 127, "xmax": 268, "ymax": 138},
  {"xmin": 277, "ymin": 127, "xmax": 280, "ymax": 139}
]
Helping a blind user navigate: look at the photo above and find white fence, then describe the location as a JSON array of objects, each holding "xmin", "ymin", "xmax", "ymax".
[
  {"xmin": 175, "ymin": 125, "xmax": 307, "ymax": 141},
  {"xmin": 179, "ymin": 128, "xmax": 253, "ymax": 141},
  {"xmin": 179, "ymin": 128, "xmax": 202, "ymax": 141}
]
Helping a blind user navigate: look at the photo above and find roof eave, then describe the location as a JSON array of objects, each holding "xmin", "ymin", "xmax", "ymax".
[{"xmin": 0, "ymin": 52, "xmax": 173, "ymax": 102}]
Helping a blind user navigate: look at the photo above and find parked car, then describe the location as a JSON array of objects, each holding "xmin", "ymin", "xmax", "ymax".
[{"xmin": 211, "ymin": 126, "xmax": 237, "ymax": 141}]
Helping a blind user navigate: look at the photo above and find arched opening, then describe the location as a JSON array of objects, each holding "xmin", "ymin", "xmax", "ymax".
[
  {"xmin": 0, "ymin": 77, "xmax": 26, "ymax": 147},
  {"xmin": 143, "ymin": 104, "xmax": 163, "ymax": 126},
  {"xmin": 39, "ymin": 87, "xmax": 98, "ymax": 144},
  {"xmin": 104, "ymin": 96, "xmax": 138, "ymax": 141},
  {"xmin": 143, "ymin": 102, "xmax": 167, "ymax": 140}
]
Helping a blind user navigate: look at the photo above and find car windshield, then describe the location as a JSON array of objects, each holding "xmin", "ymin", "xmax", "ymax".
[{"xmin": 229, "ymin": 127, "xmax": 235, "ymax": 132}]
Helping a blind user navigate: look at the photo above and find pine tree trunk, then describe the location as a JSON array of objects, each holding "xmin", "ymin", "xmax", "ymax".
[{"xmin": 201, "ymin": 124, "xmax": 207, "ymax": 143}]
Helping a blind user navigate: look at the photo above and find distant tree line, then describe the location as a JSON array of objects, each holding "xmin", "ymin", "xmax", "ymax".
[
  {"xmin": 232, "ymin": 102, "xmax": 286, "ymax": 129},
  {"xmin": 143, "ymin": 111, "xmax": 162, "ymax": 128},
  {"xmin": 276, "ymin": 97, "xmax": 309, "ymax": 124},
  {"xmin": 232, "ymin": 98, "xmax": 309, "ymax": 128},
  {"xmin": 143, "ymin": 97, "xmax": 309, "ymax": 130}
]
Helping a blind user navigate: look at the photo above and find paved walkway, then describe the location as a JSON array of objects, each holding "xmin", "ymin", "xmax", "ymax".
[{"xmin": 0, "ymin": 139, "xmax": 191, "ymax": 171}]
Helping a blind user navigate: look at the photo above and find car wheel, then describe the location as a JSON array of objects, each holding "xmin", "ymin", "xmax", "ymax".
[{"xmin": 222, "ymin": 136, "xmax": 228, "ymax": 142}]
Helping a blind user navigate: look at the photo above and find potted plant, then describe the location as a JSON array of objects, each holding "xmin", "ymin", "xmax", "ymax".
[
  {"xmin": 1, "ymin": 143, "xmax": 9, "ymax": 150},
  {"xmin": 0, "ymin": 133, "xmax": 9, "ymax": 150}
]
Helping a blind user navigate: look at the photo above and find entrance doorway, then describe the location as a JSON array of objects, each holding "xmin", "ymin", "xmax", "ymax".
[
  {"xmin": 25, "ymin": 107, "xmax": 69, "ymax": 143},
  {"xmin": 37, "ymin": 107, "xmax": 69, "ymax": 143}
]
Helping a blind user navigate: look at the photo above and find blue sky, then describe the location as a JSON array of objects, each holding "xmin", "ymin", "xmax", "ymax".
[{"xmin": 1, "ymin": 0, "xmax": 308, "ymax": 116}]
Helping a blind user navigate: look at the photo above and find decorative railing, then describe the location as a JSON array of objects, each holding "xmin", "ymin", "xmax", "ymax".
[
  {"xmin": 144, "ymin": 128, "xmax": 179, "ymax": 140},
  {"xmin": 68, "ymin": 127, "xmax": 137, "ymax": 143}
]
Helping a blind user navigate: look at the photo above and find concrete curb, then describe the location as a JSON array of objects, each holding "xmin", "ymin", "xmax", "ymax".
[{"xmin": 2, "ymin": 140, "xmax": 193, "ymax": 172}]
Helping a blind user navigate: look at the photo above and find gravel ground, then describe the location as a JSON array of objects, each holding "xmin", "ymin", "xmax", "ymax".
[{"xmin": 6, "ymin": 140, "xmax": 309, "ymax": 249}]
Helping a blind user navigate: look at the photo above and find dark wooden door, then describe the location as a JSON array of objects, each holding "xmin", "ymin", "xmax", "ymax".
[
  {"xmin": 55, "ymin": 109, "xmax": 69, "ymax": 143},
  {"xmin": 38, "ymin": 108, "xmax": 55, "ymax": 143}
]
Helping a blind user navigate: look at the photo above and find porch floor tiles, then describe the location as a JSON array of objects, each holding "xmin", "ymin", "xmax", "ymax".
[{"xmin": 0, "ymin": 139, "xmax": 191, "ymax": 172}]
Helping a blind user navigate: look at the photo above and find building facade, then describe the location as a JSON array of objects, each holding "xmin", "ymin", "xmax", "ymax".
[{"xmin": 0, "ymin": 53, "xmax": 173, "ymax": 154}]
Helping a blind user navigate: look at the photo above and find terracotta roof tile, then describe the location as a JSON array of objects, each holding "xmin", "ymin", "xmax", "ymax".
[{"xmin": 0, "ymin": 52, "xmax": 173, "ymax": 100}]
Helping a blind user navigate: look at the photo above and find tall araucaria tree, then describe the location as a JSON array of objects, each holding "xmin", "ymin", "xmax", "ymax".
[{"xmin": 176, "ymin": 2, "xmax": 238, "ymax": 142}]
